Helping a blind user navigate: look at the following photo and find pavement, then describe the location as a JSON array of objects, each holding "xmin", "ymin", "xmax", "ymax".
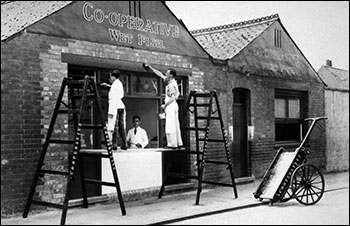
[{"xmin": 1, "ymin": 170, "xmax": 349, "ymax": 225}]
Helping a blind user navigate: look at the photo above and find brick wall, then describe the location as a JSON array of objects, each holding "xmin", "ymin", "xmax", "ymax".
[
  {"xmin": 1, "ymin": 32, "xmax": 198, "ymax": 216},
  {"xmin": 227, "ymin": 74, "xmax": 326, "ymax": 178},
  {"xmin": 1, "ymin": 33, "xmax": 44, "ymax": 215}
]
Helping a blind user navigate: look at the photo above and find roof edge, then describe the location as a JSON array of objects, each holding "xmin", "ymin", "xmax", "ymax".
[
  {"xmin": 323, "ymin": 65, "xmax": 349, "ymax": 72},
  {"xmin": 191, "ymin": 13, "xmax": 279, "ymax": 35}
]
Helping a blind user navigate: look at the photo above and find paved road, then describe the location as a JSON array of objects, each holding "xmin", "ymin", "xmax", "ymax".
[{"xmin": 167, "ymin": 188, "xmax": 349, "ymax": 225}]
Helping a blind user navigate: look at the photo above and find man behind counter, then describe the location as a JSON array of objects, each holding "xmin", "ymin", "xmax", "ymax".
[{"xmin": 126, "ymin": 115, "xmax": 149, "ymax": 148}]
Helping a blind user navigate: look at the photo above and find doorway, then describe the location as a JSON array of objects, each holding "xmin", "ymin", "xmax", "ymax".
[
  {"xmin": 232, "ymin": 88, "xmax": 250, "ymax": 177},
  {"xmin": 67, "ymin": 66, "xmax": 102, "ymax": 199}
]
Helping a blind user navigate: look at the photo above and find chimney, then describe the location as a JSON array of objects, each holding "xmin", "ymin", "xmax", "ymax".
[{"xmin": 326, "ymin": 59, "xmax": 332, "ymax": 67}]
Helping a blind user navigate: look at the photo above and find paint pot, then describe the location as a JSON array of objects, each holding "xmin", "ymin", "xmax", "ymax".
[{"xmin": 158, "ymin": 113, "xmax": 165, "ymax": 120}]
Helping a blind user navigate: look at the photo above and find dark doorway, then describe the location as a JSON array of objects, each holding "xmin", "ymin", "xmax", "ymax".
[
  {"xmin": 68, "ymin": 66, "xmax": 102, "ymax": 199},
  {"xmin": 232, "ymin": 88, "xmax": 250, "ymax": 177}
]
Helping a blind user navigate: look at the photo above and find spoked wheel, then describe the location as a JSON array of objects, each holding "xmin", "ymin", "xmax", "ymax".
[
  {"xmin": 280, "ymin": 185, "xmax": 294, "ymax": 202},
  {"xmin": 291, "ymin": 164, "xmax": 325, "ymax": 205}
]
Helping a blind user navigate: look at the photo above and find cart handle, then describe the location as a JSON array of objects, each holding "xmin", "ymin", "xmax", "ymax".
[
  {"xmin": 299, "ymin": 116, "xmax": 327, "ymax": 148},
  {"xmin": 304, "ymin": 116, "xmax": 328, "ymax": 122}
]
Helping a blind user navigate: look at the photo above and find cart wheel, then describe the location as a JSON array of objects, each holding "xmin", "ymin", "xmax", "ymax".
[
  {"xmin": 280, "ymin": 185, "xmax": 294, "ymax": 202},
  {"xmin": 291, "ymin": 164, "xmax": 325, "ymax": 205}
]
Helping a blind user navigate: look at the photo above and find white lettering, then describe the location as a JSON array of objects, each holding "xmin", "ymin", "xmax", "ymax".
[
  {"xmin": 172, "ymin": 25, "xmax": 179, "ymax": 38},
  {"xmin": 108, "ymin": 29, "xmax": 133, "ymax": 44},
  {"xmin": 127, "ymin": 16, "xmax": 136, "ymax": 30},
  {"xmin": 119, "ymin": 14, "xmax": 128, "ymax": 27},
  {"xmin": 83, "ymin": 2, "xmax": 181, "ymax": 49},
  {"xmin": 83, "ymin": 2, "xmax": 179, "ymax": 38},
  {"xmin": 82, "ymin": 2, "xmax": 93, "ymax": 21},
  {"xmin": 94, "ymin": 9, "xmax": 104, "ymax": 23},
  {"xmin": 144, "ymin": 19, "xmax": 155, "ymax": 34},
  {"xmin": 108, "ymin": 12, "xmax": 119, "ymax": 26},
  {"xmin": 136, "ymin": 17, "xmax": 145, "ymax": 32},
  {"xmin": 138, "ymin": 34, "xmax": 165, "ymax": 49}
]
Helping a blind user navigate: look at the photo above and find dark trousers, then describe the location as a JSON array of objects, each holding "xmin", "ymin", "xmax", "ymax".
[{"xmin": 112, "ymin": 109, "xmax": 127, "ymax": 147}]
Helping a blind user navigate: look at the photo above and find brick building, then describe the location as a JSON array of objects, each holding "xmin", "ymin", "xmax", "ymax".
[{"xmin": 1, "ymin": 1, "xmax": 326, "ymax": 216}]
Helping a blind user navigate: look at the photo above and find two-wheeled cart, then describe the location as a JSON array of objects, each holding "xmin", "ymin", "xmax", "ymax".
[{"xmin": 253, "ymin": 117, "xmax": 327, "ymax": 205}]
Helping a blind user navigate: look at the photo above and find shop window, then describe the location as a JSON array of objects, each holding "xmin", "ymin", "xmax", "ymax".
[
  {"xmin": 161, "ymin": 77, "xmax": 185, "ymax": 98},
  {"xmin": 99, "ymin": 70, "xmax": 129, "ymax": 94},
  {"xmin": 131, "ymin": 75, "xmax": 158, "ymax": 95},
  {"xmin": 176, "ymin": 78, "xmax": 184, "ymax": 97},
  {"xmin": 275, "ymin": 89, "xmax": 306, "ymax": 142}
]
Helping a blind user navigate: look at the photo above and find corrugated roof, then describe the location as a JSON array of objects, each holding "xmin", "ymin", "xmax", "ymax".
[
  {"xmin": 1, "ymin": 1, "xmax": 73, "ymax": 41},
  {"xmin": 318, "ymin": 65, "xmax": 349, "ymax": 90},
  {"xmin": 191, "ymin": 14, "xmax": 279, "ymax": 60}
]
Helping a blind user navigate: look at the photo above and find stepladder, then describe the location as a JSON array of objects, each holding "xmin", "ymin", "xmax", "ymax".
[
  {"xmin": 22, "ymin": 75, "xmax": 126, "ymax": 225},
  {"xmin": 158, "ymin": 90, "xmax": 238, "ymax": 204}
]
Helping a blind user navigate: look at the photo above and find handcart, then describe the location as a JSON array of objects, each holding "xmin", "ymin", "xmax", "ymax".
[{"xmin": 253, "ymin": 116, "xmax": 327, "ymax": 205}]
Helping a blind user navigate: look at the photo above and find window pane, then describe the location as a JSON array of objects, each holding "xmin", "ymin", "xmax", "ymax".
[
  {"xmin": 99, "ymin": 71, "xmax": 129, "ymax": 93},
  {"xmin": 175, "ymin": 78, "xmax": 184, "ymax": 96},
  {"xmin": 275, "ymin": 123, "xmax": 301, "ymax": 141},
  {"xmin": 288, "ymin": 98, "xmax": 300, "ymax": 118},
  {"xmin": 275, "ymin": 98, "xmax": 286, "ymax": 118},
  {"xmin": 132, "ymin": 76, "xmax": 158, "ymax": 95}
]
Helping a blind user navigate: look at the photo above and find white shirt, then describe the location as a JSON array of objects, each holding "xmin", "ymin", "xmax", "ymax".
[
  {"xmin": 108, "ymin": 79, "xmax": 125, "ymax": 115},
  {"xmin": 126, "ymin": 126, "xmax": 149, "ymax": 148}
]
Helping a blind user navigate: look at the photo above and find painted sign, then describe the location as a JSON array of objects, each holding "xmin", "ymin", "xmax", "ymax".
[
  {"xmin": 82, "ymin": 2, "xmax": 179, "ymax": 50},
  {"xmin": 27, "ymin": 1, "xmax": 209, "ymax": 58}
]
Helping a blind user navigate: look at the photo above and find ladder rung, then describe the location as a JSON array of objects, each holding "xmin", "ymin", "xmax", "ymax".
[
  {"xmin": 49, "ymin": 139, "xmax": 75, "ymax": 144},
  {"xmin": 182, "ymin": 127, "xmax": 207, "ymax": 131},
  {"xmin": 31, "ymin": 200, "xmax": 64, "ymax": 209},
  {"xmin": 39, "ymin": 169, "xmax": 69, "ymax": 176},
  {"xmin": 66, "ymin": 80, "xmax": 85, "ymax": 86},
  {"xmin": 80, "ymin": 149, "xmax": 109, "ymax": 157},
  {"xmin": 189, "ymin": 103, "xmax": 211, "ymax": 107},
  {"xmin": 205, "ymin": 160, "xmax": 230, "ymax": 165},
  {"xmin": 57, "ymin": 109, "xmax": 79, "ymax": 114},
  {"xmin": 168, "ymin": 172, "xmax": 199, "ymax": 180},
  {"xmin": 164, "ymin": 150, "xmax": 204, "ymax": 155},
  {"xmin": 196, "ymin": 116, "xmax": 220, "ymax": 120},
  {"xmin": 72, "ymin": 93, "xmax": 95, "ymax": 98},
  {"xmin": 201, "ymin": 180, "xmax": 235, "ymax": 187},
  {"xmin": 80, "ymin": 124, "xmax": 104, "ymax": 129},
  {"xmin": 83, "ymin": 179, "xmax": 116, "ymax": 187},
  {"xmin": 198, "ymin": 138, "xmax": 226, "ymax": 142},
  {"xmin": 80, "ymin": 149, "xmax": 108, "ymax": 154},
  {"xmin": 193, "ymin": 93, "xmax": 212, "ymax": 97}
]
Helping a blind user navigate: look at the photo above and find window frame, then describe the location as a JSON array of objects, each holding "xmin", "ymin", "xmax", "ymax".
[{"xmin": 275, "ymin": 89, "xmax": 307, "ymax": 143}]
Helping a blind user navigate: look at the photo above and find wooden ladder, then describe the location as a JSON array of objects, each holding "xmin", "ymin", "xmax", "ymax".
[
  {"xmin": 158, "ymin": 90, "xmax": 238, "ymax": 204},
  {"xmin": 22, "ymin": 75, "xmax": 126, "ymax": 225}
]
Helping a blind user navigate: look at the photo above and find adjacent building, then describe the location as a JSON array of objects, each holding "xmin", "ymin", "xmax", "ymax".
[{"xmin": 317, "ymin": 60, "xmax": 349, "ymax": 172}]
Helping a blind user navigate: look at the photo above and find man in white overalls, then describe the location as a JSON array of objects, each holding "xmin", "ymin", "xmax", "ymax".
[
  {"xmin": 101, "ymin": 70, "xmax": 128, "ymax": 150},
  {"xmin": 143, "ymin": 63, "xmax": 183, "ymax": 148}
]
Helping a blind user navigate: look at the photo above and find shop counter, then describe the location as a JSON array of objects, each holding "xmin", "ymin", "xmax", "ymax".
[{"xmin": 101, "ymin": 148, "xmax": 175, "ymax": 194}]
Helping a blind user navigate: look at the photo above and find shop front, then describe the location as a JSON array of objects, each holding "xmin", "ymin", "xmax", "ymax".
[{"xmin": 1, "ymin": 1, "xmax": 212, "ymax": 214}]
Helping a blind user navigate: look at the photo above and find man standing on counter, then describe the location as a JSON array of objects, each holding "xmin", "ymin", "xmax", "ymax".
[{"xmin": 101, "ymin": 69, "xmax": 128, "ymax": 150}]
